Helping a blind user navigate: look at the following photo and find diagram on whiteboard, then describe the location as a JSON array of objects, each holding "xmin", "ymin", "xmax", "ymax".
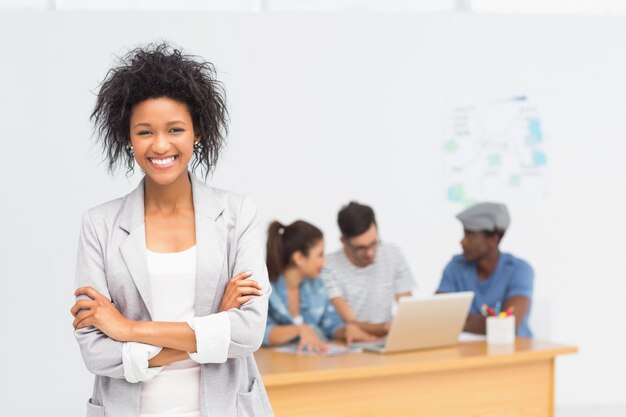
[{"xmin": 443, "ymin": 96, "xmax": 546, "ymax": 205}]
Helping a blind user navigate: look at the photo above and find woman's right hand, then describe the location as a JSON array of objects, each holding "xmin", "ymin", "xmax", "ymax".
[
  {"xmin": 297, "ymin": 325, "xmax": 329, "ymax": 355},
  {"xmin": 218, "ymin": 272, "xmax": 262, "ymax": 312}
]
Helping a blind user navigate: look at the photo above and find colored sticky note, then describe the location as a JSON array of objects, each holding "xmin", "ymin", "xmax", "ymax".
[
  {"xmin": 447, "ymin": 184, "xmax": 464, "ymax": 202},
  {"xmin": 528, "ymin": 118, "xmax": 543, "ymax": 143},
  {"xmin": 509, "ymin": 174, "xmax": 521, "ymax": 187},
  {"xmin": 488, "ymin": 154, "xmax": 502, "ymax": 167},
  {"xmin": 444, "ymin": 139, "xmax": 459, "ymax": 153},
  {"xmin": 532, "ymin": 150, "xmax": 547, "ymax": 166}
]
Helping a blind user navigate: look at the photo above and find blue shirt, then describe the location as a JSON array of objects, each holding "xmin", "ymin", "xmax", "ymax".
[
  {"xmin": 263, "ymin": 275, "xmax": 344, "ymax": 346},
  {"xmin": 437, "ymin": 253, "xmax": 534, "ymax": 337}
]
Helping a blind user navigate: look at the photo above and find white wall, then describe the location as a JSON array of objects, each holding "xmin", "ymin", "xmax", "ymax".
[{"xmin": 1, "ymin": 12, "xmax": 624, "ymax": 416}]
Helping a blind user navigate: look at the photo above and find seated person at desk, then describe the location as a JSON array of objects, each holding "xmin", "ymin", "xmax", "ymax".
[
  {"xmin": 321, "ymin": 202, "xmax": 416, "ymax": 337},
  {"xmin": 437, "ymin": 202, "xmax": 534, "ymax": 337},
  {"xmin": 263, "ymin": 220, "xmax": 376, "ymax": 353}
]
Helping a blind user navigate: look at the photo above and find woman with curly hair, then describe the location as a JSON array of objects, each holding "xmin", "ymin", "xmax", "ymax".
[{"xmin": 70, "ymin": 43, "xmax": 274, "ymax": 417}]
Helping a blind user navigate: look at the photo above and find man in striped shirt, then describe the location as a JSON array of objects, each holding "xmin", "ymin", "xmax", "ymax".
[{"xmin": 320, "ymin": 202, "xmax": 416, "ymax": 338}]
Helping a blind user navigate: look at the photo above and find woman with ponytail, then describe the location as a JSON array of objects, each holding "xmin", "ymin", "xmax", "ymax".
[{"xmin": 263, "ymin": 220, "xmax": 377, "ymax": 353}]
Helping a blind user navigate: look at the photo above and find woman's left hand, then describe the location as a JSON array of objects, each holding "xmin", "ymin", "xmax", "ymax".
[
  {"xmin": 218, "ymin": 272, "xmax": 262, "ymax": 312},
  {"xmin": 71, "ymin": 286, "xmax": 133, "ymax": 342}
]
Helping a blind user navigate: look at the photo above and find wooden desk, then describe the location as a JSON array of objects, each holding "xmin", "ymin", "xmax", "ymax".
[{"xmin": 255, "ymin": 338, "xmax": 576, "ymax": 417}]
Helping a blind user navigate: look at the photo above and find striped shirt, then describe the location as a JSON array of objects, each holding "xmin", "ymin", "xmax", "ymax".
[{"xmin": 320, "ymin": 243, "xmax": 416, "ymax": 324}]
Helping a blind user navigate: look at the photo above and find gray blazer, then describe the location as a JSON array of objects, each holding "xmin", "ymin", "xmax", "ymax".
[{"xmin": 74, "ymin": 174, "xmax": 274, "ymax": 417}]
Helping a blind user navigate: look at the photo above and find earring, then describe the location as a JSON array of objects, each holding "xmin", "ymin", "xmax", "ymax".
[
  {"xmin": 126, "ymin": 144, "xmax": 134, "ymax": 157},
  {"xmin": 194, "ymin": 141, "xmax": 201, "ymax": 151}
]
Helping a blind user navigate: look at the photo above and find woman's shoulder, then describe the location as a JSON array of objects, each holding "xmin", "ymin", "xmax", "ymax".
[
  {"xmin": 208, "ymin": 186, "xmax": 249, "ymax": 209},
  {"xmin": 81, "ymin": 192, "xmax": 134, "ymax": 232},
  {"xmin": 80, "ymin": 183, "xmax": 141, "ymax": 232},
  {"xmin": 84, "ymin": 195, "xmax": 127, "ymax": 218},
  {"xmin": 200, "ymin": 185, "xmax": 259, "ymax": 227},
  {"xmin": 190, "ymin": 175, "xmax": 256, "ymax": 214},
  {"xmin": 77, "ymin": 193, "xmax": 133, "ymax": 244}
]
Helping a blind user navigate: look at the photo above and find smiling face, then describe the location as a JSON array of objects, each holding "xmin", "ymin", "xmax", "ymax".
[{"xmin": 129, "ymin": 97, "xmax": 196, "ymax": 186}]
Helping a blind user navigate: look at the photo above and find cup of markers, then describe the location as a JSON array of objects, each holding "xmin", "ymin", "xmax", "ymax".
[{"xmin": 482, "ymin": 302, "xmax": 515, "ymax": 345}]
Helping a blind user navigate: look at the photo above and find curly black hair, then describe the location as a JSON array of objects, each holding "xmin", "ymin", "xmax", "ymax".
[{"xmin": 91, "ymin": 43, "xmax": 229, "ymax": 176}]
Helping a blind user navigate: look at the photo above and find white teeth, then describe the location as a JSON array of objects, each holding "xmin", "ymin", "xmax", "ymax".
[{"xmin": 150, "ymin": 157, "xmax": 176, "ymax": 165}]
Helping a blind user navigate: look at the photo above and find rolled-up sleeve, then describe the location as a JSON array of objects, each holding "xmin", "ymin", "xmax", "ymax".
[
  {"xmin": 122, "ymin": 342, "xmax": 163, "ymax": 383},
  {"xmin": 186, "ymin": 312, "xmax": 231, "ymax": 364},
  {"xmin": 74, "ymin": 211, "xmax": 126, "ymax": 379}
]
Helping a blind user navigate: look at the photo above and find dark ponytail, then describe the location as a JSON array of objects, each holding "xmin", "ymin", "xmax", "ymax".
[
  {"xmin": 266, "ymin": 221, "xmax": 286, "ymax": 282},
  {"xmin": 266, "ymin": 220, "xmax": 323, "ymax": 281}
]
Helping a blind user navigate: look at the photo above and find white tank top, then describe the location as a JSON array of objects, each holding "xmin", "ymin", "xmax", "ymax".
[{"xmin": 140, "ymin": 246, "xmax": 200, "ymax": 417}]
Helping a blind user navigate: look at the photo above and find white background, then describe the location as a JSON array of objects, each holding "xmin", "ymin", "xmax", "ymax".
[{"xmin": 1, "ymin": 12, "xmax": 625, "ymax": 416}]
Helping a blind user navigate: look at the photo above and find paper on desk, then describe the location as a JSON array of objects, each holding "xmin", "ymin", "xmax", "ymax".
[
  {"xmin": 273, "ymin": 343, "xmax": 363, "ymax": 356},
  {"xmin": 458, "ymin": 332, "xmax": 487, "ymax": 342}
]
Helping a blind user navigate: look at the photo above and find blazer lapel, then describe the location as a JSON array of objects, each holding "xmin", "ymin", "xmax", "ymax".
[
  {"xmin": 191, "ymin": 174, "xmax": 227, "ymax": 316},
  {"xmin": 118, "ymin": 178, "xmax": 154, "ymax": 319},
  {"xmin": 116, "ymin": 174, "xmax": 227, "ymax": 319}
]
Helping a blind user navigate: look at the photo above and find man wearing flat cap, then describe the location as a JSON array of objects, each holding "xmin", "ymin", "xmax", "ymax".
[{"xmin": 437, "ymin": 202, "xmax": 533, "ymax": 337}]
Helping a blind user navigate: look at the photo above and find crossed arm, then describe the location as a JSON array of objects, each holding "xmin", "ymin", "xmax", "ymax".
[{"xmin": 71, "ymin": 272, "xmax": 262, "ymax": 367}]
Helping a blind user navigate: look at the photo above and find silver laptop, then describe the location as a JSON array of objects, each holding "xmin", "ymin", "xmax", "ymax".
[{"xmin": 353, "ymin": 291, "xmax": 474, "ymax": 353}]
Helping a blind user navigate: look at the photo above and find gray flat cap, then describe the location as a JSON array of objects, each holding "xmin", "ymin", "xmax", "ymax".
[{"xmin": 456, "ymin": 202, "xmax": 510, "ymax": 232}]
